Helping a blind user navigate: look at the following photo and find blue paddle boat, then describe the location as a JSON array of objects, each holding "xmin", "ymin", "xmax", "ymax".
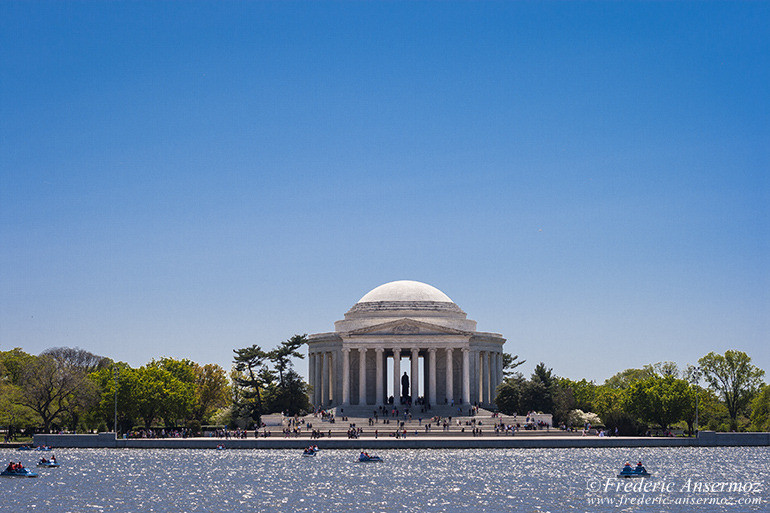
[
  {"xmin": 358, "ymin": 452, "xmax": 382, "ymax": 462},
  {"xmin": 2, "ymin": 466, "xmax": 38, "ymax": 478},
  {"xmin": 302, "ymin": 445, "xmax": 319, "ymax": 457},
  {"xmin": 16, "ymin": 446, "xmax": 33, "ymax": 451},
  {"xmin": 34, "ymin": 446, "xmax": 53, "ymax": 452},
  {"xmin": 617, "ymin": 462, "xmax": 650, "ymax": 478}
]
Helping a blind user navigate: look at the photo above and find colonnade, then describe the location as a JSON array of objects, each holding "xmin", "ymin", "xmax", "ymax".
[{"xmin": 308, "ymin": 347, "xmax": 504, "ymax": 408}]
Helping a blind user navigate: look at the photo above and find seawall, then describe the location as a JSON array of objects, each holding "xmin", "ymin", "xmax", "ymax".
[{"xmin": 32, "ymin": 431, "xmax": 770, "ymax": 449}]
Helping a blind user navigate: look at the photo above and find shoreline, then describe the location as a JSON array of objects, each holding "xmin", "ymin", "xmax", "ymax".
[{"xmin": 31, "ymin": 431, "xmax": 770, "ymax": 449}]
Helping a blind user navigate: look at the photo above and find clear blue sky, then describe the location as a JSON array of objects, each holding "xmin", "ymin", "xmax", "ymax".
[{"xmin": 1, "ymin": 2, "xmax": 768, "ymax": 383}]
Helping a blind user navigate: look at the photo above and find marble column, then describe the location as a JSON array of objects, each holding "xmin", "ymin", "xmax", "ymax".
[
  {"xmin": 411, "ymin": 348, "xmax": 419, "ymax": 405},
  {"xmin": 490, "ymin": 351, "xmax": 497, "ymax": 400},
  {"xmin": 327, "ymin": 352, "xmax": 334, "ymax": 405},
  {"xmin": 321, "ymin": 352, "xmax": 329, "ymax": 406},
  {"xmin": 477, "ymin": 350, "xmax": 484, "ymax": 404},
  {"xmin": 428, "ymin": 348, "xmax": 437, "ymax": 406},
  {"xmin": 445, "ymin": 348, "xmax": 454, "ymax": 404},
  {"xmin": 462, "ymin": 349, "xmax": 470, "ymax": 405},
  {"xmin": 341, "ymin": 348, "xmax": 350, "ymax": 405},
  {"xmin": 315, "ymin": 351, "xmax": 322, "ymax": 407},
  {"xmin": 484, "ymin": 351, "xmax": 492, "ymax": 404},
  {"xmin": 308, "ymin": 353, "xmax": 315, "ymax": 405},
  {"xmin": 358, "ymin": 348, "xmax": 367, "ymax": 406},
  {"xmin": 375, "ymin": 348, "xmax": 384, "ymax": 406},
  {"xmin": 393, "ymin": 349, "xmax": 401, "ymax": 403}
]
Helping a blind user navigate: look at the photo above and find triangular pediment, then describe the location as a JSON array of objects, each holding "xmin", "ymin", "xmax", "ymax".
[{"xmin": 345, "ymin": 318, "xmax": 471, "ymax": 336}]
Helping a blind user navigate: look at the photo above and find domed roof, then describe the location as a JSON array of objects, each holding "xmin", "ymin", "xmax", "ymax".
[{"xmin": 357, "ymin": 280, "xmax": 454, "ymax": 303}]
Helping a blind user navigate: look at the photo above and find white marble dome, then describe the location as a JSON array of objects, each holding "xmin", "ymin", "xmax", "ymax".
[
  {"xmin": 357, "ymin": 280, "xmax": 453, "ymax": 303},
  {"xmin": 335, "ymin": 280, "xmax": 476, "ymax": 332}
]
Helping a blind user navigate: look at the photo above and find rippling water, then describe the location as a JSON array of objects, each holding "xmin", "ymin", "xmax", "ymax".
[{"xmin": 1, "ymin": 447, "xmax": 768, "ymax": 512}]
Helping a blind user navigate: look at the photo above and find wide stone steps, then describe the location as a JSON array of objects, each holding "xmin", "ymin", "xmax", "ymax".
[
  {"xmin": 329, "ymin": 404, "xmax": 486, "ymax": 419},
  {"xmin": 279, "ymin": 408, "xmax": 555, "ymax": 439}
]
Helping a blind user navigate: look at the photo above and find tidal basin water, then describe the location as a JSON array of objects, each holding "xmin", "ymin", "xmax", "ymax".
[{"xmin": 2, "ymin": 447, "xmax": 767, "ymax": 512}]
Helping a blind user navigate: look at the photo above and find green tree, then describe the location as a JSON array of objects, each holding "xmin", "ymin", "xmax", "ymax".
[
  {"xmin": 13, "ymin": 348, "xmax": 105, "ymax": 433},
  {"xmin": 593, "ymin": 386, "xmax": 627, "ymax": 420},
  {"xmin": 559, "ymin": 378, "xmax": 596, "ymax": 412},
  {"xmin": 89, "ymin": 362, "xmax": 136, "ymax": 432},
  {"xmin": 749, "ymin": 385, "xmax": 770, "ymax": 432},
  {"xmin": 232, "ymin": 345, "xmax": 270, "ymax": 427},
  {"xmin": 148, "ymin": 358, "xmax": 196, "ymax": 426},
  {"xmin": 604, "ymin": 366, "xmax": 657, "ymax": 389},
  {"xmin": 133, "ymin": 366, "xmax": 170, "ymax": 428},
  {"xmin": 502, "ymin": 353, "xmax": 525, "ymax": 377},
  {"xmin": 268, "ymin": 335, "xmax": 307, "ymax": 388},
  {"xmin": 130, "ymin": 364, "xmax": 195, "ymax": 428},
  {"xmin": 152, "ymin": 357, "xmax": 196, "ymax": 384},
  {"xmin": 495, "ymin": 374, "xmax": 525, "ymax": 415},
  {"xmin": 522, "ymin": 363, "xmax": 555, "ymax": 413},
  {"xmin": 265, "ymin": 369, "xmax": 311, "ymax": 416},
  {"xmin": 625, "ymin": 375, "xmax": 694, "ymax": 431},
  {"xmin": 550, "ymin": 381, "xmax": 576, "ymax": 426},
  {"xmin": 193, "ymin": 363, "xmax": 230, "ymax": 423},
  {"xmin": 0, "ymin": 363, "xmax": 37, "ymax": 438},
  {"xmin": 43, "ymin": 347, "xmax": 107, "ymax": 430},
  {"xmin": 0, "ymin": 348, "xmax": 35, "ymax": 384},
  {"xmin": 519, "ymin": 379, "xmax": 550, "ymax": 414},
  {"xmin": 698, "ymin": 350, "xmax": 765, "ymax": 430},
  {"xmin": 652, "ymin": 361, "xmax": 680, "ymax": 378}
]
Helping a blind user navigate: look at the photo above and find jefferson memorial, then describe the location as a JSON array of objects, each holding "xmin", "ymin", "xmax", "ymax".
[{"xmin": 307, "ymin": 280, "xmax": 506, "ymax": 409}]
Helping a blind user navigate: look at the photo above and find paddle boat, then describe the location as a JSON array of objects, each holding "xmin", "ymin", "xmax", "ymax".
[
  {"xmin": 617, "ymin": 461, "xmax": 650, "ymax": 478},
  {"xmin": 16, "ymin": 446, "xmax": 33, "ymax": 451},
  {"xmin": 37, "ymin": 457, "xmax": 59, "ymax": 468},
  {"xmin": 2, "ymin": 464, "xmax": 38, "ymax": 478},
  {"xmin": 358, "ymin": 452, "xmax": 382, "ymax": 462},
  {"xmin": 34, "ymin": 446, "xmax": 53, "ymax": 452},
  {"xmin": 302, "ymin": 445, "xmax": 320, "ymax": 457}
]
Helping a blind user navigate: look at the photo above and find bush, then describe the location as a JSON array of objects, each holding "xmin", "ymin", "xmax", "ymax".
[{"xmin": 567, "ymin": 409, "xmax": 602, "ymax": 428}]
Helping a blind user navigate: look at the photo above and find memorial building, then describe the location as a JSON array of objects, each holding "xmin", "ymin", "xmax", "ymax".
[{"xmin": 307, "ymin": 280, "xmax": 506, "ymax": 409}]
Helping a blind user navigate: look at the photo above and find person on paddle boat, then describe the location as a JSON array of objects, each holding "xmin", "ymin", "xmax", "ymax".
[
  {"xmin": 51, "ymin": 456, "xmax": 56, "ymax": 464},
  {"xmin": 7, "ymin": 461, "xmax": 25, "ymax": 472},
  {"xmin": 621, "ymin": 462, "xmax": 632, "ymax": 473},
  {"xmin": 39, "ymin": 457, "xmax": 48, "ymax": 465},
  {"xmin": 635, "ymin": 461, "xmax": 646, "ymax": 473},
  {"xmin": 360, "ymin": 451, "xmax": 369, "ymax": 459}
]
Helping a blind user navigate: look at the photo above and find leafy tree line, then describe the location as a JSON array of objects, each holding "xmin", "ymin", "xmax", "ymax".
[
  {"xmin": 2, "ymin": 343, "xmax": 766, "ymax": 437},
  {"xmin": 0, "ymin": 334, "xmax": 311, "ymax": 436},
  {"xmin": 494, "ymin": 350, "xmax": 767, "ymax": 435},
  {"xmin": 0, "ymin": 347, "xmax": 232, "ymax": 436}
]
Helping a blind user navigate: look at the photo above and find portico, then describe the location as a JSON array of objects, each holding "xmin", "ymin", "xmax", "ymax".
[{"xmin": 308, "ymin": 280, "xmax": 506, "ymax": 409}]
